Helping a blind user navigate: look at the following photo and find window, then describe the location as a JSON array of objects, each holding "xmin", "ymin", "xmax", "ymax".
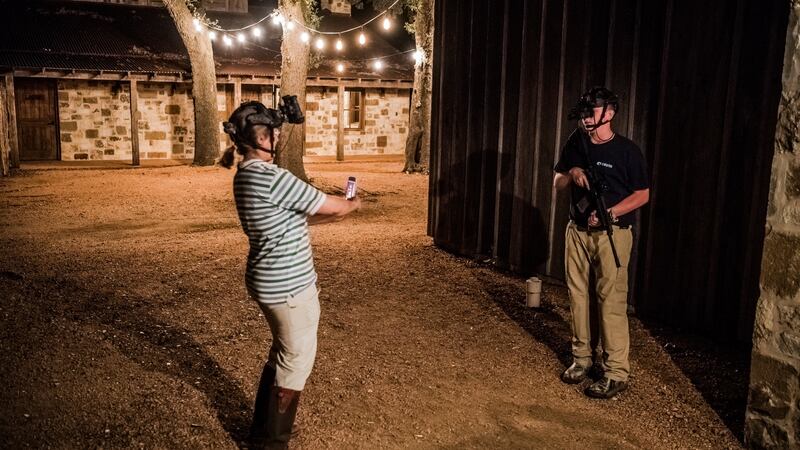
[{"xmin": 343, "ymin": 88, "xmax": 364, "ymax": 130}]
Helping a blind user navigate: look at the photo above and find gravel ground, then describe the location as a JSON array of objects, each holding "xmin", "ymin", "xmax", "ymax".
[{"xmin": 0, "ymin": 159, "xmax": 743, "ymax": 449}]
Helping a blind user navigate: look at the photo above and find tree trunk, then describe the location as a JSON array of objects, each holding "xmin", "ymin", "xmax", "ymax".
[
  {"xmin": 275, "ymin": 0, "xmax": 311, "ymax": 181},
  {"xmin": 402, "ymin": 0, "xmax": 434, "ymax": 174},
  {"xmin": 163, "ymin": 0, "xmax": 219, "ymax": 166}
]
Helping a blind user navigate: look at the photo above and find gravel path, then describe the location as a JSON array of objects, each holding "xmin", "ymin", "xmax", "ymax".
[{"xmin": 0, "ymin": 160, "xmax": 742, "ymax": 449}]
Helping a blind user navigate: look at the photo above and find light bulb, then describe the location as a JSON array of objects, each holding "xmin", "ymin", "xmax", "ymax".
[
  {"xmin": 272, "ymin": 13, "xmax": 284, "ymax": 26},
  {"xmin": 286, "ymin": 21, "xmax": 295, "ymax": 31},
  {"xmin": 192, "ymin": 18, "xmax": 199, "ymax": 26},
  {"xmin": 237, "ymin": 33, "xmax": 246, "ymax": 43},
  {"xmin": 374, "ymin": 60, "xmax": 383, "ymax": 70},
  {"xmin": 336, "ymin": 63, "xmax": 344, "ymax": 73},
  {"xmin": 223, "ymin": 35, "xmax": 233, "ymax": 46},
  {"xmin": 382, "ymin": 17, "xmax": 391, "ymax": 30},
  {"xmin": 358, "ymin": 32, "xmax": 366, "ymax": 46},
  {"xmin": 252, "ymin": 27, "xmax": 262, "ymax": 37},
  {"xmin": 208, "ymin": 31, "xmax": 217, "ymax": 41},
  {"xmin": 300, "ymin": 31, "xmax": 310, "ymax": 43},
  {"xmin": 194, "ymin": 22, "xmax": 203, "ymax": 33},
  {"xmin": 335, "ymin": 38, "xmax": 343, "ymax": 51},
  {"xmin": 315, "ymin": 37, "xmax": 325, "ymax": 50},
  {"xmin": 413, "ymin": 50, "xmax": 424, "ymax": 64}
]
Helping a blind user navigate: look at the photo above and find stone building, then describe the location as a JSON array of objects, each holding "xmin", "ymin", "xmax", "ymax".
[
  {"xmin": 0, "ymin": 0, "xmax": 413, "ymax": 167},
  {"xmin": 746, "ymin": 1, "xmax": 800, "ymax": 447}
]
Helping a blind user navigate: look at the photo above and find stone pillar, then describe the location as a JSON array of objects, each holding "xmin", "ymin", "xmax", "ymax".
[
  {"xmin": 746, "ymin": 1, "xmax": 800, "ymax": 448},
  {"xmin": 320, "ymin": 0, "xmax": 351, "ymax": 16},
  {"xmin": 337, "ymin": 84, "xmax": 344, "ymax": 161}
]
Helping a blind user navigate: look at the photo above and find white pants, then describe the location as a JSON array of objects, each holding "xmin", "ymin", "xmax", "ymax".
[{"xmin": 257, "ymin": 283, "xmax": 321, "ymax": 391}]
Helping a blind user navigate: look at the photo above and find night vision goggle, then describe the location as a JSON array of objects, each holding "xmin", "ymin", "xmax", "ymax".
[
  {"xmin": 567, "ymin": 87, "xmax": 619, "ymax": 128},
  {"xmin": 223, "ymin": 96, "xmax": 305, "ymax": 153}
]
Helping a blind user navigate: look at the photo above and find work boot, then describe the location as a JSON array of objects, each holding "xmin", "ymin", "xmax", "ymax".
[
  {"xmin": 585, "ymin": 377, "xmax": 628, "ymax": 399},
  {"xmin": 248, "ymin": 364, "xmax": 276, "ymax": 446},
  {"xmin": 560, "ymin": 362, "xmax": 591, "ymax": 384},
  {"xmin": 261, "ymin": 386, "xmax": 301, "ymax": 450}
]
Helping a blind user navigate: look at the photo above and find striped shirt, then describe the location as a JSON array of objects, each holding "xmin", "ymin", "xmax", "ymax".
[{"xmin": 233, "ymin": 159, "xmax": 326, "ymax": 303}]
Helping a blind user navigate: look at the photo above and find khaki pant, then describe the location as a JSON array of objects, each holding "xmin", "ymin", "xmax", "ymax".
[
  {"xmin": 257, "ymin": 283, "xmax": 321, "ymax": 391},
  {"xmin": 565, "ymin": 222, "xmax": 633, "ymax": 381}
]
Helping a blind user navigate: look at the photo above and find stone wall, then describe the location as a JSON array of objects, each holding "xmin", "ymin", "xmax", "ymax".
[
  {"xmin": 58, "ymin": 80, "xmax": 134, "ymax": 161},
  {"xmin": 52, "ymin": 81, "xmax": 406, "ymax": 161},
  {"xmin": 136, "ymin": 82, "xmax": 195, "ymax": 159},
  {"xmin": 746, "ymin": 1, "xmax": 800, "ymax": 448},
  {"xmin": 304, "ymin": 87, "xmax": 339, "ymax": 155},
  {"xmin": 304, "ymin": 87, "xmax": 410, "ymax": 157},
  {"xmin": 57, "ymin": 81, "xmax": 195, "ymax": 160}
]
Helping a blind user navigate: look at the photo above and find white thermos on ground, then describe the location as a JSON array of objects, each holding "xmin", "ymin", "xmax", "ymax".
[{"xmin": 526, "ymin": 276, "xmax": 542, "ymax": 308}]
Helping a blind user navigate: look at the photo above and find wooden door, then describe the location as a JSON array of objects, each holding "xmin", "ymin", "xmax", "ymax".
[
  {"xmin": 218, "ymin": 84, "xmax": 235, "ymax": 147},
  {"xmin": 15, "ymin": 79, "xmax": 59, "ymax": 161},
  {"xmin": 217, "ymin": 84, "xmax": 235, "ymax": 121}
]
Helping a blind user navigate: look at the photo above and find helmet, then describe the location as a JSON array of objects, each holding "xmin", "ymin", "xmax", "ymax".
[
  {"xmin": 222, "ymin": 101, "xmax": 283, "ymax": 148},
  {"xmin": 567, "ymin": 86, "xmax": 619, "ymax": 120},
  {"xmin": 222, "ymin": 97, "xmax": 305, "ymax": 152}
]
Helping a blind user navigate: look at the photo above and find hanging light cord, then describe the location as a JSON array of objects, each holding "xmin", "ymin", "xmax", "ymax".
[
  {"xmin": 238, "ymin": 41, "xmax": 415, "ymax": 64},
  {"xmin": 204, "ymin": 15, "xmax": 272, "ymax": 33},
  {"xmin": 203, "ymin": 0, "xmax": 402, "ymax": 34},
  {"xmin": 290, "ymin": 0, "xmax": 402, "ymax": 35}
]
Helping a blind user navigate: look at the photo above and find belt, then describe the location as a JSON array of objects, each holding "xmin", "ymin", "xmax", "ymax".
[{"xmin": 571, "ymin": 222, "xmax": 630, "ymax": 232}]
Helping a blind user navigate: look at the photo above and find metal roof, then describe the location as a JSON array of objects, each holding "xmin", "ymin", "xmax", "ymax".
[{"xmin": 0, "ymin": 0, "xmax": 414, "ymax": 80}]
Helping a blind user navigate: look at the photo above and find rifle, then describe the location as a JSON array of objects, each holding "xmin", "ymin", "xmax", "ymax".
[{"xmin": 573, "ymin": 129, "xmax": 621, "ymax": 268}]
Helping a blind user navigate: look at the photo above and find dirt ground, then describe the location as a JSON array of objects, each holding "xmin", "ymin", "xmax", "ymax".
[{"xmin": 0, "ymin": 158, "xmax": 744, "ymax": 449}]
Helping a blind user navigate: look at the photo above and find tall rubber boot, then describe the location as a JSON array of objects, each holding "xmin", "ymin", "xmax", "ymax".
[
  {"xmin": 248, "ymin": 364, "xmax": 276, "ymax": 446},
  {"xmin": 264, "ymin": 387, "xmax": 301, "ymax": 450}
]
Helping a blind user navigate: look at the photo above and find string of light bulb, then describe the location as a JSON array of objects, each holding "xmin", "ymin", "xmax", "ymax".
[
  {"xmin": 191, "ymin": 0, "xmax": 425, "ymax": 74},
  {"xmin": 269, "ymin": 0, "xmax": 402, "ymax": 35}
]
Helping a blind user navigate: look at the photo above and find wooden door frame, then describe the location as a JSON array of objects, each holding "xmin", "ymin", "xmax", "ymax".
[
  {"xmin": 15, "ymin": 77, "xmax": 61, "ymax": 161},
  {"xmin": 52, "ymin": 79, "xmax": 61, "ymax": 160},
  {"xmin": 4, "ymin": 74, "xmax": 20, "ymax": 168}
]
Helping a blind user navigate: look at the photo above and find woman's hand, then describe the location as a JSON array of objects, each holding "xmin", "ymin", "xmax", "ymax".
[{"xmin": 308, "ymin": 194, "xmax": 362, "ymax": 225}]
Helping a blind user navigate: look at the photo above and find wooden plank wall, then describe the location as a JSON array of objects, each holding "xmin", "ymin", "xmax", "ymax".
[{"xmin": 428, "ymin": 0, "xmax": 789, "ymax": 341}]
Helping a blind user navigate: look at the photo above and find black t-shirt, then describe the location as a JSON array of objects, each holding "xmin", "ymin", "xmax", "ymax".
[{"xmin": 553, "ymin": 131, "xmax": 649, "ymax": 228}]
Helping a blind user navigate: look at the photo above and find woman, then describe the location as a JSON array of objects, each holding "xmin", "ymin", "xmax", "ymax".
[{"xmin": 220, "ymin": 101, "xmax": 361, "ymax": 448}]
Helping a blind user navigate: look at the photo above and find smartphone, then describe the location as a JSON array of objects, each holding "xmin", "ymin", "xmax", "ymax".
[{"xmin": 345, "ymin": 176, "xmax": 357, "ymax": 200}]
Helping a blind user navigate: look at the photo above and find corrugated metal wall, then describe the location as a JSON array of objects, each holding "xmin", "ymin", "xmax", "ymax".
[{"xmin": 428, "ymin": 0, "xmax": 789, "ymax": 341}]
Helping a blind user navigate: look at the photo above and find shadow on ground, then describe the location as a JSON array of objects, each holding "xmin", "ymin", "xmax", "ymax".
[
  {"xmin": 476, "ymin": 272, "xmax": 573, "ymax": 369},
  {"xmin": 6, "ymin": 272, "xmax": 253, "ymax": 448},
  {"xmin": 642, "ymin": 322, "xmax": 750, "ymax": 442},
  {"xmin": 473, "ymin": 267, "xmax": 749, "ymax": 442}
]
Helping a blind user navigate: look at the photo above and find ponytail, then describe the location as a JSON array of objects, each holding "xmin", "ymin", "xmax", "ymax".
[{"xmin": 218, "ymin": 145, "xmax": 237, "ymax": 169}]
